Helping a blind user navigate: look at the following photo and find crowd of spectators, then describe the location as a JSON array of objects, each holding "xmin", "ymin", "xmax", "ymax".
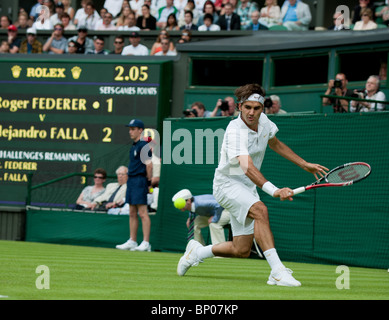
[{"xmin": 1, "ymin": 0, "xmax": 388, "ymax": 54}]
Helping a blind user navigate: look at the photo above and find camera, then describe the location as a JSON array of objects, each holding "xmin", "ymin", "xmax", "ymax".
[
  {"xmin": 333, "ymin": 79, "xmax": 342, "ymax": 89},
  {"xmin": 220, "ymin": 100, "xmax": 229, "ymax": 111},
  {"xmin": 183, "ymin": 109, "xmax": 198, "ymax": 117},
  {"xmin": 264, "ymin": 97, "xmax": 273, "ymax": 109},
  {"xmin": 351, "ymin": 89, "xmax": 365, "ymax": 99}
]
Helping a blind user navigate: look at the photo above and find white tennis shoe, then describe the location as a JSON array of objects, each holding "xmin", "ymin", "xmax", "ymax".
[
  {"xmin": 132, "ymin": 241, "xmax": 151, "ymax": 252},
  {"xmin": 115, "ymin": 239, "xmax": 137, "ymax": 250},
  {"xmin": 177, "ymin": 240, "xmax": 203, "ymax": 276},
  {"xmin": 267, "ymin": 266, "xmax": 301, "ymax": 287}
]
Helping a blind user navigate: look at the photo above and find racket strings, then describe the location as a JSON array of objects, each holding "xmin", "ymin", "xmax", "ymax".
[{"xmin": 326, "ymin": 164, "xmax": 370, "ymax": 183}]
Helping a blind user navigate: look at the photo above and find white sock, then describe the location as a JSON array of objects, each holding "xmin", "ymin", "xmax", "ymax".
[
  {"xmin": 196, "ymin": 245, "xmax": 215, "ymax": 260},
  {"xmin": 264, "ymin": 248, "xmax": 284, "ymax": 271}
]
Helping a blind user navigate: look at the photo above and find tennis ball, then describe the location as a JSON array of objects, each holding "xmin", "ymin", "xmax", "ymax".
[{"xmin": 174, "ymin": 198, "xmax": 186, "ymax": 210}]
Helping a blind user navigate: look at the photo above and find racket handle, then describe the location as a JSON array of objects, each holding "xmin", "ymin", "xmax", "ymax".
[{"xmin": 292, "ymin": 187, "xmax": 306, "ymax": 195}]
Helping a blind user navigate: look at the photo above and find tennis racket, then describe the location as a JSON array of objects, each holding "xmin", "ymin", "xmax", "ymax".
[{"xmin": 292, "ymin": 162, "xmax": 371, "ymax": 195}]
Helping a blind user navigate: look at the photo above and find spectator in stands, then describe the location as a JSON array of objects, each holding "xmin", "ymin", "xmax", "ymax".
[
  {"xmin": 122, "ymin": 31, "xmax": 149, "ymax": 56},
  {"xmin": 67, "ymin": 26, "xmax": 94, "ymax": 54},
  {"xmin": 328, "ymin": 11, "xmax": 349, "ymax": 31},
  {"xmin": 259, "ymin": 0, "xmax": 281, "ymax": 28},
  {"xmin": 177, "ymin": 29, "xmax": 192, "ymax": 43},
  {"xmin": 322, "ymin": 73, "xmax": 354, "ymax": 113},
  {"xmin": 217, "ymin": 3, "xmax": 241, "ymax": 30},
  {"xmin": 66, "ymin": 40, "xmax": 80, "ymax": 54},
  {"xmin": 116, "ymin": 119, "xmax": 153, "ymax": 252},
  {"xmin": 86, "ymin": 36, "xmax": 110, "ymax": 55},
  {"xmin": 350, "ymin": 75, "xmax": 386, "ymax": 112},
  {"xmin": 352, "ymin": 0, "xmax": 374, "ymax": 24},
  {"xmin": 29, "ymin": 0, "xmax": 44, "ymax": 22},
  {"xmin": 96, "ymin": 12, "xmax": 117, "ymax": 30},
  {"xmin": 19, "ymin": 27, "xmax": 43, "ymax": 54},
  {"xmin": 376, "ymin": 5, "xmax": 389, "ymax": 26},
  {"xmin": 246, "ymin": 10, "xmax": 268, "ymax": 30},
  {"xmin": 174, "ymin": 0, "xmax": 188, "ymax": 13},
  {"xmin": 61, "ymin": 12, "xmax": 76, "ymax": 30},
  {"xmin": 237, "ymin": 0, "xmax": 259, "ymax": 30},
  {"xmin": 15, "ymin": 12, "xmax": 31, "ymax": 30},
  {"xmin": 180, "ymin": 10, "xmax": 198, "ymax": 30},
  {"xmin": 155, "ymin": 39, "xmax": 177, "ymax": 56},
  {"xmin": 0, "ymin": 41, "xmax": 10, "ymax": 53},
  {"xmin": 269, "ymin": 95, "xmax": 287, "ymax": 114},
  {"xmin": 178, "ymin": 0, "xmax": 199, "ymax": 27},
  {"xmin": 73, "ymin": 0, "xmax": 89, "ymax": 26},
  {"xmin": 172, "ymin": 189, "xmax": 231, "ymax": 245},
  {"xmin": 50, "ymin": 2, "xmax": 65, "ymax": 26},
  {"xmin": 191, "ymin": 101, "xmax": 212, "ymax": 117},
  {"xmin": 77, "ymin": 1, "xmax": 101, "ymax": 30},
  {"xmin": 156, "ymin": 0, "xmax": 179, "ymax": 29},
  {"xmin": 353, "ymin": 8, "xmax": 377, "ymax": 30},
  {"xmin": 32, "ymin": 5, "xmax": 54, "ymax": 30},
  {"xmin": 165, "ymin": 12, "xmax": 180, "ymax": 30},
  {"xmin": 116, "ymin": 5, "xmax": 133, "ymax": 27},
  {"xmin": 99, "ymin": 7, "xmax": 108, "ymax": 20},
  {"xmin": 211, "ymin": 96, "xmax": 238, "ymax": 117},
  {"xmin": 42, "ymin": 0, "xmax": 55, "ymax": 16},
  {"xmin": 111, "ymin": 35, "xmax": 125, "ymax": 54},
  {"xmin": 75, "ymin": 168, "xmax": 107, "ymax": 210},
  {"xmin": 7, "ymin": 25, "xmax": 22, "ymax": 54},
  {"xmin": 118, "ymin": 12, "xmax": 141, "ymax": 31},
  {"xmin": 62, "ymin": 0, "xmax": 75, "ymax": 20},
  {"xmin": 198, "ymin": 13, "xmax": 221, "ymax": 31},
  {"xmin": 91, "ymin": 166, "xmax": 128, "ymax": 211},
  {"xmin": 43, "ymin": 23, "xmax": 67, "ymax": 54},
  {"xmin": 0, "ymin": 16, "xmax": 11, "ymax": 30},
  {"xmin": 197, "ymin": 1, "xmax": 218, "ymax": 26},
  {"xmin": 130, "ymin": 0, "xmax": 145, "ymax": 18},
  {"xmin": 280, "ymin": 0, "xmax": 311, "ymax": 31},
  {"xmin": 150, "ymin": 30, "xmax": 175, "ymax": 55},
  {"xmin": 151, "ymin": 0, "xmax": 166, "ymax": 18},
  {"xmin": 137, "ymin": 4, "xmax": 157, "ymax": 30}
]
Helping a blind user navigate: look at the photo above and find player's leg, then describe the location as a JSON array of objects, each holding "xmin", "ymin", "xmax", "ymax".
[
  {"xmin": 248, "ymin": 201, "xmax": 301, "ymax": 287},
  {"xmin": 211, "ymin": 234, "xmax": 253, "ymax": 258},
  {"xmin": 247, "ymin": 201, "xmax": 274, "ymax": 252}
]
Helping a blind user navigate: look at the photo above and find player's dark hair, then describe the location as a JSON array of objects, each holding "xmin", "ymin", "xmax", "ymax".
[{"xmin": 234, "ymin": 84, "xmax": 266, "ymax": 104}]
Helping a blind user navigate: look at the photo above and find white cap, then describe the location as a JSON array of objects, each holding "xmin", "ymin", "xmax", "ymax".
[
  {"xmin": 27, "ymin": 27, "xmax": 36, "ymax": 35},
  {"xmin": 172, "ymin": 189, "xmax": 192, "ymax": 202}
]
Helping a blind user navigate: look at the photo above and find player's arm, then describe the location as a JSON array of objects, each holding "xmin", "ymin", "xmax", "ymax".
[
  {"xmin": 237, "ymin": 155, "xmax": 293, "ymax": 201},
  {"xmin": 268, "ymin": 136, "xmax": 328, "ymax": 179}
]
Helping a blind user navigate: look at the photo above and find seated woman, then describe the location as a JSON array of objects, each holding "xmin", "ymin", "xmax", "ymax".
[
  {"xmin": 75, "ymin": 168, "xmax": 106, "ymax": 210},
  {"xmin": 150, "ymin": 30, "xmax": 175, "ymax": 55},
  {"xmin": 353, "ymin": 8, "xmax": 377, "ymax": 30}
]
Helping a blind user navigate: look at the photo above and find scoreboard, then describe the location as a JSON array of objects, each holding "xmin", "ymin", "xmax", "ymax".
[{"xmin": 0, "ymin": 55, "xmax": 173, "ymax": 206}]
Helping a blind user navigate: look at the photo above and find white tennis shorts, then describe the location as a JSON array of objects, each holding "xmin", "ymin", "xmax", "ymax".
[{"xmin": 213, "ymin": 180, "xmax": 260, "ymax": 236}]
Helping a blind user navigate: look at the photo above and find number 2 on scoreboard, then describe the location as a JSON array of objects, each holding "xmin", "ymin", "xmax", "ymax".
[{"xmin": 102, "ymin": 127, "xmax": 112, "ymax": 142}]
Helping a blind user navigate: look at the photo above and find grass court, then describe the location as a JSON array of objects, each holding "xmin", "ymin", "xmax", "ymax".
[{"xmin": 0, "ymin": 240, "xmax": 388, "ymax": 300}]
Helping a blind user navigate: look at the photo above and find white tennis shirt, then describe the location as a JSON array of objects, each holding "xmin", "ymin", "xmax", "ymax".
[{"xmin": 213, "ymin": 113, "xmax": 279, "ymax": 190}]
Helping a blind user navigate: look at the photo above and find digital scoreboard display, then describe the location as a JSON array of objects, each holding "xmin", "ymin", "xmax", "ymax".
[{"xmin": 0, "ymin": 56, "xmax": 172, "ymax": 206}]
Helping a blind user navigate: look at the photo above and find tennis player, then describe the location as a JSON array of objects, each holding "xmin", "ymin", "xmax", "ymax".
[{"xmin": 177, "ymin": 84, "xmax": 328, "ymax": 286}]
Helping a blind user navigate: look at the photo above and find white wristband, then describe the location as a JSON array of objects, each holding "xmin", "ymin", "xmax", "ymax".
[{"xmin": 262, "ymin": 181, "xmax": 279, "ymax": 197}]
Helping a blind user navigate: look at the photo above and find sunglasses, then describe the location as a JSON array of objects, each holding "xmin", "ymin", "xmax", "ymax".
[
  {"xmin": 114, "ymin": 41, "xmax": 124, "ymax": 44},
  {"xmin": 54, "ymin": 28, "xmax": 63, "ymax": 31},
  {"xmin": 94, "ymin": 175, "xmax": 105, "ymax": 179}
]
